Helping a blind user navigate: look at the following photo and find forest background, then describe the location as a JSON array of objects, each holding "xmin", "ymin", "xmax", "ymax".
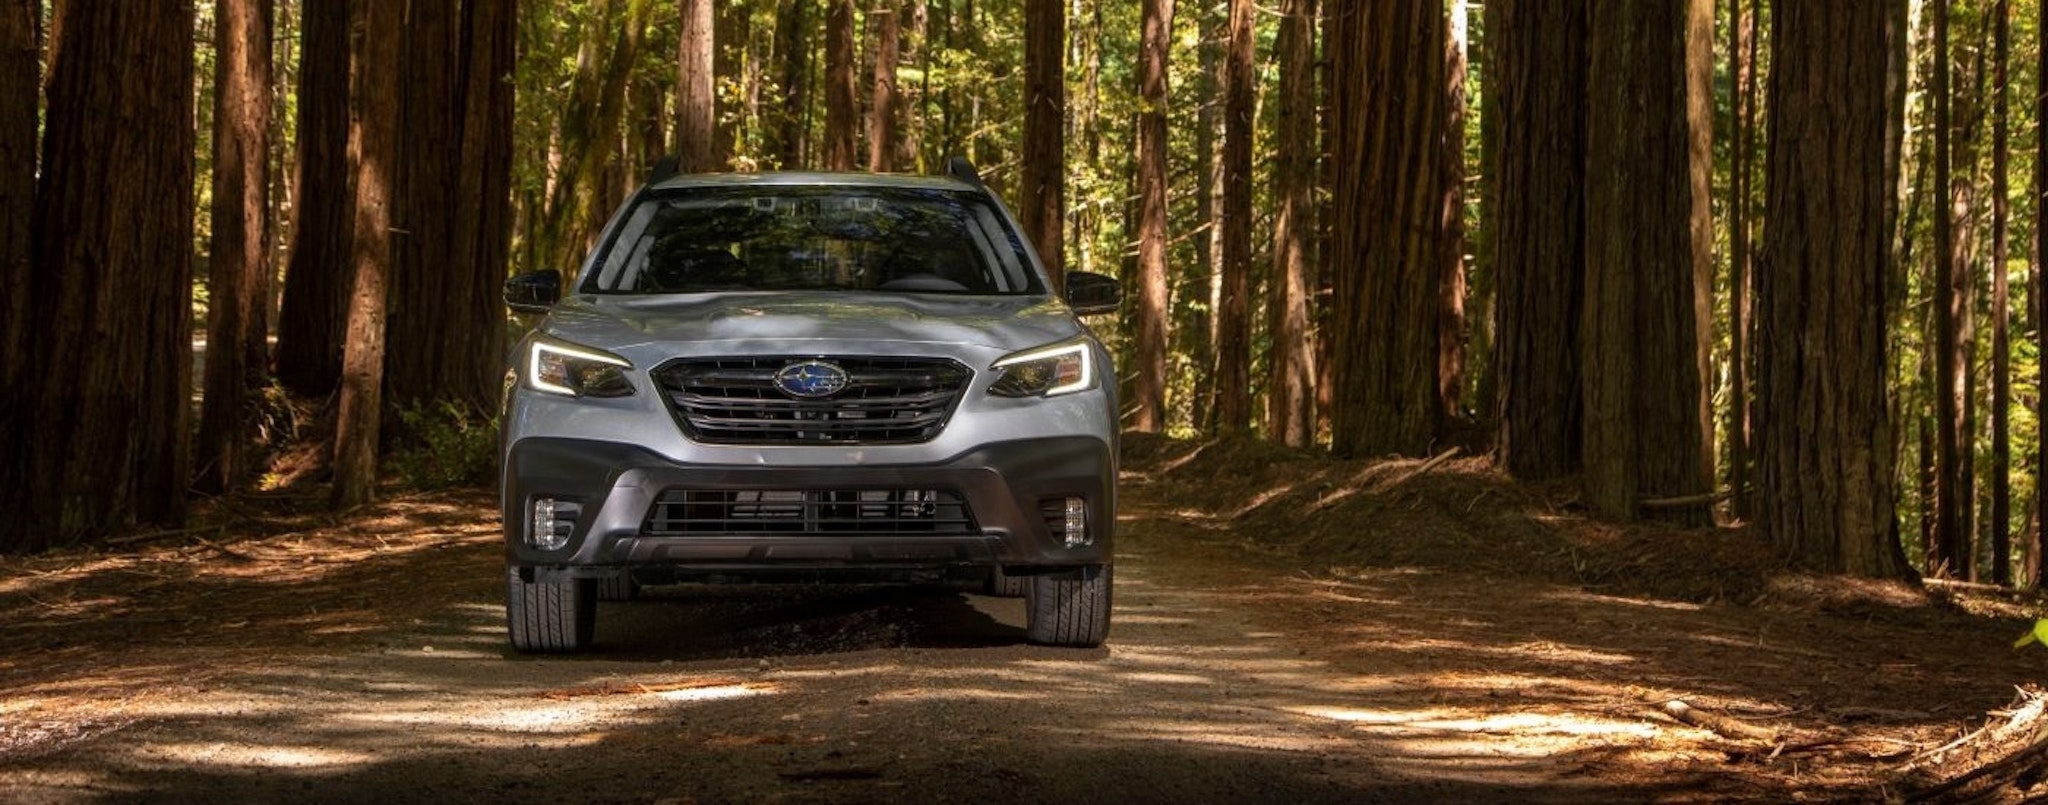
[{"xmin": 0, "ymin": 0, "xmax": 2028, "ymax": 596}]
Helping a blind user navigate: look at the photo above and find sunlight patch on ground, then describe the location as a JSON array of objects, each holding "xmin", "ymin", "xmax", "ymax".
[
  {"xmin": 651, "ymin": 684, "xmax": 768, "ymax": 703},
  {"xmin": 150, "ymin": 742, "xmax": 377, "ymax": 769},
  {"xmin": 1542, "ymin": 588, "xmax": 1707, "ymax": 611},
  {"xmin": 1290, "ymin": 705, "xmax": 1661, "ymax": 740}
]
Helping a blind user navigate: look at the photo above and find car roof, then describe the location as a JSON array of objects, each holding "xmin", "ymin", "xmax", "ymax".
[{"xmin": 644, "ymin": 171, "xmax": 981, "ymax": 193}]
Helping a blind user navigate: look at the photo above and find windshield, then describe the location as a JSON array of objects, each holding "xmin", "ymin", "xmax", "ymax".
[{"xmin": 581, "ymin": 186, "xmax": 1044, "ymax": 296}]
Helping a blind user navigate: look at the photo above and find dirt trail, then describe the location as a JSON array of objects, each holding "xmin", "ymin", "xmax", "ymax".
[{"xmin": 0, "ymin": 449, "xmax": 2041, "ymax": 802}]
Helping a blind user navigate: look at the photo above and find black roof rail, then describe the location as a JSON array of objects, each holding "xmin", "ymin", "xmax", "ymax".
[
  {"xmin": 943, "ymin": 156, "xmax": 986, "ymax": 189},
  {"xmin": 648, "ymin": 154, "xmax": 681, "ymax": 183}
]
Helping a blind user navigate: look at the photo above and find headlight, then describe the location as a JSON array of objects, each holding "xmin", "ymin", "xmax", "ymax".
[
  {"xmin": 989, "ymin": 340, "xmax": 1093, "ymax": 398},
  {"xmin": 527, "ymin": 337, "xmax": 635, "ymax": 398}
]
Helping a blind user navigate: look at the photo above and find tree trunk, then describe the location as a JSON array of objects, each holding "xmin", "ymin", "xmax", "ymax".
[
  {"xmin": 1725, "ymin": 0, "xmax": 1755, "ymax": 516},
  {"xmin": 383, "ymin": 0, "xmax": 518, "ymax": 415},
  {"xmin": 1991, "ymin": 0, "xmax": 2011, "ymax": 585},
  {"xmin": 195, "ymin": 0, "xmax": 274, "ymax": 495},
  {"xmin": 1756, "ymin": 0, "xmax": 1913, "ymax": 581},
  {"xmin": 1266, "ymin": 0, "xmax": 1315, "ymax": 447},
  {"xmin": 1931, "ymin": 0, "xmax": 1968, "ymax": 577},
  {"xmin": 867, "ymin": 4, "xmax": 899, "ymax": 172},
  {"xmin": 1129, "ymin": 0, "xmax": 1173, "ymax": 434},
  {"xmin": 0, "ymin": 0, "xmax": 37, "ymax": 476},
  {"xmin": 714, "ymin": 0, "xmax": 745, "ymax": 163},
  {"xmin": 824, "ymin": 0, "xmax": 858, "ymax": 170},
  {"xmin": 274, "ymin": 0, "xmax": 352, "ymax": 399},
  {"xmin": 2035, "ymin": 0, "xmax": 2048, "ymax": 589},
  {"xmin": 771, "ymin": 0, "xmax": 811, "ymax": 169},
  {"xmin": 1327, "ymin": 1, "xmax": 1458, "ymax": 458},
  {"xmin": 9, "ymin": 0, "xmax": 195, "ymax": 550},
  {"xmin": 1021, "ymin": 0, "xmax": 1065, "ymax": 289},
  {"xmin": 677, "ymin": 0, "xmax": 718, "ymax": 171},
  {"xmin": 1489, "ymin": 0, "xmax": 1586, "ymax": 481},
  {"xmin": 1440, "ymin": 2, "xmax": 1471, "ymax": 426},
  {"xmin": 332, "ymin": 0, "xmax": 403, "ymax": 509},
  {"xmin": 1213, "ymin": 0, "xmax": 1253, "ymax": 433},
  {"xmin": 1580, "ymin": 0, "xmax": 1713, "ymax": 523}
]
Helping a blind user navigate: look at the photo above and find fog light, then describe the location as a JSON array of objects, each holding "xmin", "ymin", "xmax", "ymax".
[
  {"xmin": 531, "ymin": 497, "xmax": 569, "ymax": 550},
  {"xmin": 1063, "ymin": 497, "xmax": 1089, "ymax": 548}
]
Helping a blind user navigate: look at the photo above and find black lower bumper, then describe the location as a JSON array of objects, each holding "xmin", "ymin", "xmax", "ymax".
[{"xmin": 502, "ymin": 436, "xmax": 1115, "ymax": 578}]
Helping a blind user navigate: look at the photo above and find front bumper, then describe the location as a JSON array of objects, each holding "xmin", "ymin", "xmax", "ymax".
[{"xmin": 502, "ymin": 435, "xmax": 1115, "ymax": 579}]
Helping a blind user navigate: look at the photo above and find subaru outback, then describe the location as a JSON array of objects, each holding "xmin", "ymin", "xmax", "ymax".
[{"xmin": 497, "ymin": 159, "xmax": 1119, "ymax": 653}]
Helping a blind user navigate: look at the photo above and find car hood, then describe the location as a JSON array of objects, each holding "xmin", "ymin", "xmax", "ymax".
[{"xmin": 541, "ymin": 291, "xmax": 1085, "ymax": 354}]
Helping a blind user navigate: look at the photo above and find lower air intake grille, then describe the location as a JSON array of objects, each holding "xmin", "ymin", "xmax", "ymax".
[{"xmin": 644, "ymin": 489, "xmax": 978, "ymax": 536}]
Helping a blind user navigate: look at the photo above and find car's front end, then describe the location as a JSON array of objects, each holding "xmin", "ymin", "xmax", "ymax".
[{"xmin": 498, "ymin": 167, "xmax": 1120, "ymax": 652}]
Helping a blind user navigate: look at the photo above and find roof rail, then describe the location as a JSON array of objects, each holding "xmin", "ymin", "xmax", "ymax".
[
  {"xmin": 943, "ymin": 156, "xmax": 986, "ymax": 189},
  {"xmin": 647, "ymin": 154, "xmax": 681, "ymax": 183}
]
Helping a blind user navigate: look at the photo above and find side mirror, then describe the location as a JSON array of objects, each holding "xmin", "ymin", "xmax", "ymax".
[
  {"xmin": 505, "ymin": 269, "xmax": 562, "ymax": 314},
  {"xmin": 1064, "ymin": 271, "xmax": 1122, "ymax": 316}
]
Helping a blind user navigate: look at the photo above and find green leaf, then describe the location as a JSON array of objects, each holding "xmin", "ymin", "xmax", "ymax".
[{"xmin": 2016, "ymin": 619, "xmax": 2048, "ymax": 649}]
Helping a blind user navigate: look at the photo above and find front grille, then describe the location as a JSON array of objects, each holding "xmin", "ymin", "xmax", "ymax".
[
  {"xmin": 643, "ymin": 489, "xmax": 978, "ymax": 536},
  {"xmin": 652, "ymin": 356, "xmax": 971, "ymax": 445}
]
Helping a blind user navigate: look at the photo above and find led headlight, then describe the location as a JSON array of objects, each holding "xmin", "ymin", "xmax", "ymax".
[
  {"xmin": 528, "ymin": 337, "xmax": 636, "ymax": 398},
  {"xmin": 989, "ymin": 340, "xmax": 1093, "ymax": 398}
]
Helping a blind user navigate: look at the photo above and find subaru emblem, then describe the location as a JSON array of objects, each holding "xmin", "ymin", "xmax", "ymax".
[{"xmin": 773, "ymin": 360, "xmax": 850, "ymax": 398}]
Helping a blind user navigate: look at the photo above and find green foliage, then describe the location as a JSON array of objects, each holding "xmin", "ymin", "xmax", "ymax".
[
  {"xmin": 388, "ymin": 401, "xmax": 499, "ymax": 490},
  {"xmin": 2016, "ymin": 619, "xmax": 2048, "ymax": 649}
]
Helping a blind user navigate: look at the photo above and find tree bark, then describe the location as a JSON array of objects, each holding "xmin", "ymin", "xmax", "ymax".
[
  {"xmin": 1129, "ymin": 0, "xmax": 1173, "ymax": 434},
  {"xmin": 274, "ymin": 0, "xmax": 353, "ymax": 398},
  {"xmin": 383, "ymin": 0, "xmax": 518, "ymax": 415},
  {"xmin": 9, "ymin": 0, "xmax": 195, "ymax": 550},
  {"xmin": 824, "ymin": 0, "xmax": 858, "ymax": 170},
  {"xmin": 1488, "ymin": 0, "xmax": 1586, "ymax": 481},
  {"xmin": 771, "ymin": 0, "xmax": 812, "ymax": 169},
  {"xmin": 1580, "ymin": 0, "xmax": 1713, "ymax": 523},
  {"xmin": 1213, "ymin": 0, "xmax": 1253, "ymax": 433},
  {"xmin": 1266, "ymin": 0, "xmax": 1315, "ymax": 446},
  {"xmin": 1931, "ymin": 0, "xmax": 1968, "ymax": 577},
  {"xmin": 195, "ymin": 0, "xmax": 274, "ymax": 495},
  {"xmin": 1327, "ymin": 1, "xmax": 1458, "ymax": 458},
  {"xmin": 677, "ymin": 0, "xmax": 718, "ymax": 171},
  {"xmin": 1021, "ymin": 0, "xmax": 1066, "ymax": 290},
  {"xmin": 0, "ymin": 0, "xmax": 37, "ymax": 476},
  {"xmin": 1724, "ymin": 0, "xmax": 1755, "ymax": 516},
  {"xmin": 1756, "ymin": 0, "xmax": 1913, "ymax": 581},
  {"xmin": 1989, "ymin": 0, "xmax": 2012, "ymax": 585},
  {"xmin": 332, "ymin": 0, "xmax": 403, "ymax": 509},
  {"xmin": 867, "ymin": 4, "xmax": 899, "ymax": 172}
]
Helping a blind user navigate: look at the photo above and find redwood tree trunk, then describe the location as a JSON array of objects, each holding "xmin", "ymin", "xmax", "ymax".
[
  {"xmin": 1327, "ymin": 1, "xmax": 1459, "ymax": 458},
  {"xmin": 1129, "ymin": 0, "xmax": 1173, "ymax": 434},
  {"xmin": 0, "ymin": 0, "xmax": 36, "ymax": 449},
  {"xmin": 1488, "ymin": 0, "xmax": 1586, "ymax": 481},
  {"xmin": 1756, "ymin": 0, "xmax": 1912, "ymax": 580},
  {"xmin": 332, "ymin": 0, "xmax": 403, "ymax": 509},
  {"xmin": 1931, "ymin": 0, "xmax": 1968, "ymax": 577},
  {"xmin": 1580, "ymin": 0, "xmax": 1713, "ymax": 523},
  {"xmin": 824, "ymin": 0, "xmax": 858, "ymax": 170},
  {"xmin": 677, "ymin": 0, "xmax": 718, "ymax": 171},
  {"xmin": 1266, "ymin": 0, "xmax": 1316, "ymax": 446},
  {"xmin": 771, "ymin": 0, "xmax": 811, "ymax": 168},
  {"xmin": 11, "ymin": 0, "xmax": 196, "ymax": 549},
  {"xmin": 1021, "ymin": 0, "xmax": 1065, "ymax": 289},
  {"xmin": 195, "ymin": 0, "xmax": 274, "ymax": 495},
  {"xmin": 1213, "ymin": 0, "xmax": 1253, "ymax": 432},
  {"xmin": 1991, "ymin": 0, "xmax": 2012, "ymax": 585},
  {"xmin": 867, "ymin": 4, "xmax": 899, "ymax": 172},
  {"xmin": 273, "ymin": 0, "xmax": 353, "ymax": 399},
  {"xmin": 1725, "ymin": 0, "xmax": 1755, "ymax": 516}
]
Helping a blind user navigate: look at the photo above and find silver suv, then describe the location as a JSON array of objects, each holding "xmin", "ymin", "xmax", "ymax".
[{"xmin": 498, "ymin": 160, "xmax": 1119, "ymax": 653}]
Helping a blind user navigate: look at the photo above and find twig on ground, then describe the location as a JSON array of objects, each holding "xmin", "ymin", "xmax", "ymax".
[{"xmin": 1382, "ymin": 447, "xmax": 1460, "ymax": 491}]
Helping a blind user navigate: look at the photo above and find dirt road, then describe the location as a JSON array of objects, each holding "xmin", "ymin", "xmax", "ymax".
[{"xmin": 0, "ymin": 445, "xmax": 2037, "ymax": 802}]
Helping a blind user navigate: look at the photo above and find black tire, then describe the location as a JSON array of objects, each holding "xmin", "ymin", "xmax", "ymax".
[
  {"xmin": 597, "ymin": 571, "xmax": 639, "ymax": 602},
  {"xmin": 985, "ymin": 566, "xmax": 1028, "ymax": 598},
  {"xmin": 506, "ymin": 568, "xmax": 596, "ymax": 653},
  {"xmin": 1024, "ymin": 565, "xmax": 1112, "ymax": 647}
]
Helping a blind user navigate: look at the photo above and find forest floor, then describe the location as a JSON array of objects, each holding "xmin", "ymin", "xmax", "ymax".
[{"xmin": 3, "ymin": 434, "xmax": 2047, "ymax": 802}]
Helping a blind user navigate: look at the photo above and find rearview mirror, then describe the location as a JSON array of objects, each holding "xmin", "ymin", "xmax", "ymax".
[
  {"xmin": 505, "ymin": 269, "xmax": 561, "ymax": 314},
  {"xmin": 1064, "ymin": 271, "xmax": 1121, "ymax": 316}
]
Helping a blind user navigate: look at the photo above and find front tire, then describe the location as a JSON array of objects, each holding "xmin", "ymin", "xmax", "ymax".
[
  {"xmin": 985, "ymin": 566, "xmax": 1028, "ymax": 598},
  {"xmin": 1024, "ymin": 565, "xmax": 1111, "ymax": 647},
  {"xmin": 506, "ymin": 568, "xmax": 596, "ymax": 653},
  {"xmin": 597, "ymin": 571, "xmax": 639, "ymax": 602}
]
